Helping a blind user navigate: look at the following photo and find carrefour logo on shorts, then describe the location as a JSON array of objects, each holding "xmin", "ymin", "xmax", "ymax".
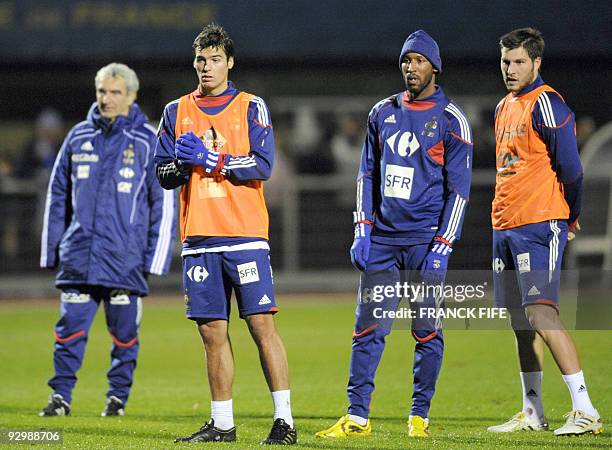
[
  {"xmin": 492, "ymin": 258, "xmax": 505, "ymax": 273},
  {"xmin": 384, "ymin": 164, "xmax": 414, "ymax": 200},
  {"xmin": 186, "ymin": 265, "xmax": 209, "ymax": 282},
  {"xmin": 237, "ymin": 261, "xmax": 259, "ymax": 284}
]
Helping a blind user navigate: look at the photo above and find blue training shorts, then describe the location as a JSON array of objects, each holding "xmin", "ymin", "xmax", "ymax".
[
  {"xmin": 182, "ymin": 248, "xmax": 277, "ymax": 321},
  {"xmin": 492, "ymin": 219, "xmax": 568, "ymax": 311},
  {"xmin": 355, "ymin": 241, "xmax": 443, "ymax": 342}
]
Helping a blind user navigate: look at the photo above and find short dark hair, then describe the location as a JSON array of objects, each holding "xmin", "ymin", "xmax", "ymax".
[
  {"xmin": 499, "ymin": 27, "xmax": 545, "ymax": 61},
  {"xmin": 193, "ymin": 23, "xmax": 234, "ymax": 59}
]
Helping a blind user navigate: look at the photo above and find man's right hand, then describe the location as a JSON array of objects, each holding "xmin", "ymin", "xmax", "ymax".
[
  {"xmin": 568, "ymin": 220, "xmax": 581, "ymax": 241},
  {"xmin": 175, "ymin": 131, "xmax": 222, "ymax": 174},
  {"xmin": 175, "ymin": 131, "xmax": 209, "ymax": 168},
  {"xmin": 350, "ymin": 222, "xmax": 372, "ymax": 272}
]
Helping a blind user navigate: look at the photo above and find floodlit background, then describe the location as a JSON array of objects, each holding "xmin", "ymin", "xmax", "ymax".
[
  {"xmin": 0, "ymin": 2, "xmax": 610, "ymax": 447},
  {"xmin": 0, "ymin": 0, "xmax": 610, "ymax": 295}
]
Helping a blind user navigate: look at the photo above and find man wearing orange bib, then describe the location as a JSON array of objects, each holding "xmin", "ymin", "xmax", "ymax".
[
  {"xmin": 488, "ymin": 27, "xmax": 602, "ymax": 436},
  {"xmin": 154, "ymin": 24, "xmax": 296, "ymax": 445}
]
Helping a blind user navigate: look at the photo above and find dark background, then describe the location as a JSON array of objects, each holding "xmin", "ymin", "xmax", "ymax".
[{"xmin": 0, "ymin": 0, "xmax": 610, "ymax": 282}]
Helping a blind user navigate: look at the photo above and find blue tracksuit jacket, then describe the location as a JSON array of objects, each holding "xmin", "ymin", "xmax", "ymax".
[
  {"xmin": 356, "ymin": 86, "xmax": 473, "ymax": 247},
  {"xmin": 41, "ymin": 103, "xmax": 175, "ymax": 295}
]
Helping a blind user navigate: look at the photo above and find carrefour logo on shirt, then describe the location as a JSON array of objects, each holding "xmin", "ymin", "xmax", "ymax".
[
  {"xmin": 386, "ymin": 130, "xmax": 420, "ymax": 157},
  {"xmin": 384, "ymin": 164, "xmax": 414, "ymax": 200},
  {"xmin": 119, "ymin": 167, "xmax": 135, "ymax": 179}
]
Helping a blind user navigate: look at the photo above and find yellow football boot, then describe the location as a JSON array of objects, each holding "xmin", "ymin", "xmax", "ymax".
[
  {"xmin": 315, "ymin": 415, "xmax": 371, "ymax": 438},
  {"xmin": 408, "ymin": 415, "xmax": 430, "ymax": 437}
]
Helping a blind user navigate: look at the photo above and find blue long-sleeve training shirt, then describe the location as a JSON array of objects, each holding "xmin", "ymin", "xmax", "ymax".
[{"xmin": 355, "ymin": 86, "xmax": 474, "ymax": 248}]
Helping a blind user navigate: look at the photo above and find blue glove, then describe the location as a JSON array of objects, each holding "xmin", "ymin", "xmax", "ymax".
[
  {"xmin": 420, "ymin": 238, "xmax": 452, "ymax": 285},
  {"xmin": 350, "ymin": 222, "xmax": 372, "ymax": 272},
  {"xmin": 175, "ymin": 131, "xmax": 221, "ymax": 173}
]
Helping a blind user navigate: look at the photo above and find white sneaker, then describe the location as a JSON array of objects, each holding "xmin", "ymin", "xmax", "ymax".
[
  {"xmin": 487, "ymin": 411, "xmax": 548, "ymax": 432},
  {"xmin": 554, "ymin": 410, "xmax": 603, "ymax": 436}
]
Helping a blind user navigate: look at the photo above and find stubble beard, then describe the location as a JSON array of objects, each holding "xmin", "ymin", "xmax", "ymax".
[{"xmin": 405, "ymin": 72, "xmax": 434, "ymax": 100}]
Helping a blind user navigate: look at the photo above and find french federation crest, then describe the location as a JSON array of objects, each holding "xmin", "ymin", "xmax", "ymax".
[
  {"xmin": 122, "ymin": 145, "xmax": 135, "ymax": 165},
  {"xmin": 422, "ymin": 116, "xmax": 438, "ymax": 138}
]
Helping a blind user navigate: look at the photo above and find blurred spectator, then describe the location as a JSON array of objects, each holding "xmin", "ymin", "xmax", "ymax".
[
  {"xmin": 14, "ymin": 108, "xmax": 64, "ymax": 258},
  {"xmin": 290, "ymin": 107, "xmax": 335, "ymax": 174},
  {"xmin": 576, "ymin": 115, "xmax": 596, "ymax": 149},
  {"xmin": 15, "ymin": 108, "xmax": 64, "ymax": 181},
  {"xmin": 0, "ymin": 157, "xmax": 16, "ymax": 260},
  {"xmin": 0, "ymin": 158, "xmax": 11, "ymax": 177},
  {"xmin": 470, "ymin": 112, "xmax": 497, "ymax": 169},
  {"xmin": 266, "ymin": 123, "xmax": 294, "ymax": 210},
  {"xmin": 331, "ymin": 112, "xmax": 363, "ymax": 205},
  {"xmin": 266, "ymin": 122, "xmax": 294, "ymax": 269}
]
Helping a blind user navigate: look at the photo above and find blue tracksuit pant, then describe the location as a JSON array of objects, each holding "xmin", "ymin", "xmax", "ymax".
[
  {"xmin": 347, "ymin": 242, "xmax": 444, "ymax": 419},
  {"xmin": 48, "ymin": 285, "xmax": 141, "ymax": 404}
]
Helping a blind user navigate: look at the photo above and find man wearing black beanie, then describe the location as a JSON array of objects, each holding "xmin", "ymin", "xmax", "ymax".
[{"xmin": 316, "ymin": 29, "xmax": 473, "ymax": 440}]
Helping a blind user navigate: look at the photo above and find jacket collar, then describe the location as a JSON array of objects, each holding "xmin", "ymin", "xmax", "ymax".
[{"xmin": 87, "ymin": 103, "xmax": 147, "ymax": 134}]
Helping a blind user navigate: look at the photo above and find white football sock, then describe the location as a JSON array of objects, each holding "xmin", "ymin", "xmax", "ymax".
[
  {"xmin": 520, "ymin": 371, "xmax": 545, "ymax": 420},
  {"xmin": 211, "ymin": 399, "xmax": 234, "ymax": 430},
  {"xmin": 348, "ymin": 414, "xmax": 368, "ymax": 426},
  {"xmin": 272, "ymin": 390, "xmax": 294, "ymax": 428},
  {"xmin": 562, "ymin": 371, "xmax": 598, "ymax": 417}
]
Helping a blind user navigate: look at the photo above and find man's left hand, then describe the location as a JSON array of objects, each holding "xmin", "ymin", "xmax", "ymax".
[{"xmin": 420, "ymin": 239, "xmax": 452, "ymax": 285}]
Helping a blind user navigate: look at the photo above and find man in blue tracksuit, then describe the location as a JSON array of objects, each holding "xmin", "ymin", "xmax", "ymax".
[
  {"xmin": 317, "ymin": 30, "xmax": 473, "ymax": 439},
  {"xmin": 39, "ymin": 63, "xmax": 176, "ymax": 417}
]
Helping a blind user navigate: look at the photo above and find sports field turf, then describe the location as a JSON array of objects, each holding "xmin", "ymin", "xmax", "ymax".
[{"xmin": 0, "ymin": 295, "xmax": 609, "ymax": 449}]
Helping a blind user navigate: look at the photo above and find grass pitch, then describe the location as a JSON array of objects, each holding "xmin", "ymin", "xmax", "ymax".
[{"xmin": 0, "ymin": 295, "xmax": 609, "ymax": 449}]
